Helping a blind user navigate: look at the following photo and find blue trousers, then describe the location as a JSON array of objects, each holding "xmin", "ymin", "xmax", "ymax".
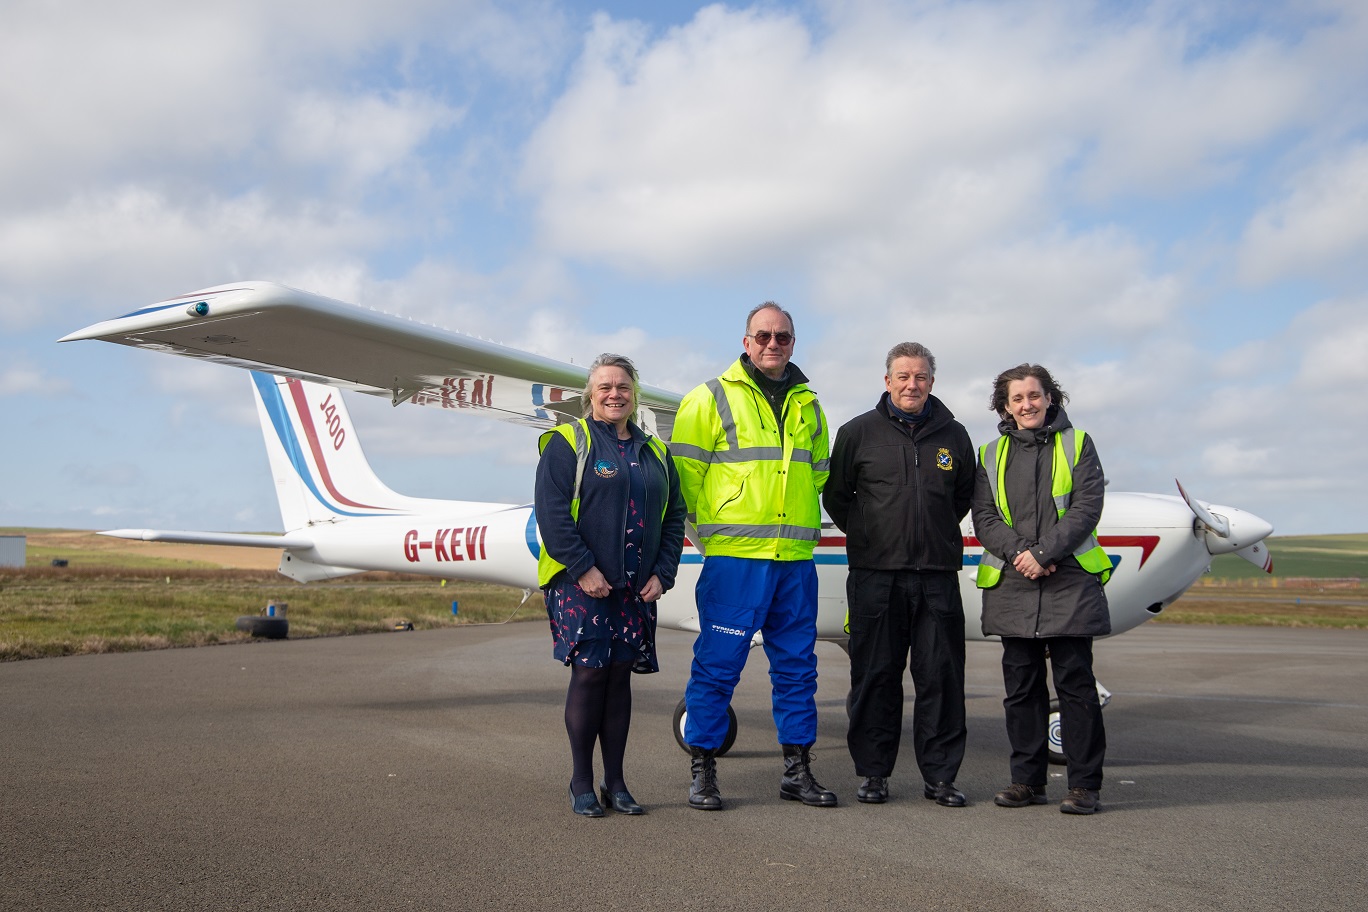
[{"xmin": 683, "ymin": 557, "xmax": 820, "ymax": 750}]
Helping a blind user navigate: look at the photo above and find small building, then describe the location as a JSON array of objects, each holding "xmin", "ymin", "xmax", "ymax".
[{"xmin": 0, "ymin": 535, "xmax": 25, "ymax": 568}]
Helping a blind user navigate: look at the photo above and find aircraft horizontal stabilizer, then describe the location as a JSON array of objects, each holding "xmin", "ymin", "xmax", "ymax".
[{"xmin": 100, "ymin": 529, "xmax": 315, "ymax": 549}]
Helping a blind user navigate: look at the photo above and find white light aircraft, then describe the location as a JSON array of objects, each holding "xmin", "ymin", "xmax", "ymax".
[{"xmin": 63, "ymin": 281, "xmax": 1274, "ymax": 756}]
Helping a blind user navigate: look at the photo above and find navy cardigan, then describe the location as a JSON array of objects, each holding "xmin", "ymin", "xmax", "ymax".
[{"xmin": 534, "ymin": 418, "xmax": 686, "ymax": 592}]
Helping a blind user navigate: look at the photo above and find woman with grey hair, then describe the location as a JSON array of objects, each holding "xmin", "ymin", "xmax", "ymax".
[{"xmin": 534, "ymin": 353, "xmax": 687, "ymax": 816}]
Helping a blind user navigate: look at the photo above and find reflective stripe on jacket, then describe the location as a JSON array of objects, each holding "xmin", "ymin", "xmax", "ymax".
[
  {"xmin": 671, "ymin": 359, "xmax": 829, "ymax": 560},
  {"xmin": 975, "ymin": 428, "xmax": 1112, "ymax": 588}
]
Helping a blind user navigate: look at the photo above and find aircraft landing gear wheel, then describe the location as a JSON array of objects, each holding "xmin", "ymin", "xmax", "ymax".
[
  {"xmin": 672, "ymin": 698, "xmax": 738, "ymax": 756},
  {"xmin": 1047, "ymin": 698, "xmax": 1065, "ymax": 765}
]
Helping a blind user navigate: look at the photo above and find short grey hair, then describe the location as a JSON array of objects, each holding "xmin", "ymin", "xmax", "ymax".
[
  {"xmin": 885, "ymin": 342, "xmax": 936, "ymax": 377},
  {"xmin": 583, "ymin": 352, "xmax": 640, "ymax": 421},
  {"xmin": 745, "ymin": 301, "xmax": 795, "ymax": 336}
]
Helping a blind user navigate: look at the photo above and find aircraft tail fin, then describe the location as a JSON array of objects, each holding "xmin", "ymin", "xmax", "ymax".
[{"xmin": 250, "ymin": 371, "xmax": 439, "ymax": 531}]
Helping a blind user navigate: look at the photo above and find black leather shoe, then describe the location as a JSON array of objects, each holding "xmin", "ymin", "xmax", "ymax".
[
  {"xmin": 994, "ymin": 783, "xmax": 1048, "ymax": 808},
  {"xmin": 1060, "ymin": 787, "xmax": 1100, "ymax": 815},
  {"xmin": 570, "ymin": 786, "xmax": 604, "ymax": 817},
  {"xmin": 599, "ymin": 784, "xmax": 645, "ymax": 815},
  {"xmin": 923, "ymin": 781, "xmax": 967, "ymax": 807},
  {"xmin": 856, "ymin": 776, "xmax": 888, "ymax": 804}
]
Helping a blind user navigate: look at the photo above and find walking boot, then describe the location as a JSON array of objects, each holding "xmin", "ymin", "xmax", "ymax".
[
  {"xmin": 779, "ymin": 744, "xmax": 838, "ymax": 807},
  {"xmin": 688, "ymin": 746, "xmax": 723, "ymax": 811},
  {"xmin": 1060, "ymin": 787, "xmax": 1100, "ymax": 815}
]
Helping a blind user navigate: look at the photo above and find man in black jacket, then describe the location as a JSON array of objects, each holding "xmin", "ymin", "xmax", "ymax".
[{"xmin": 823, "ymin": 342, "xmax": 976, "ymax": 806}]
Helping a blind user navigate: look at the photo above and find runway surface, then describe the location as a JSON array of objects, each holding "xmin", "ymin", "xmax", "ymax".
[{"xmin": 3, "ymin": 622, "xmax": 1366, "ymax": 911}]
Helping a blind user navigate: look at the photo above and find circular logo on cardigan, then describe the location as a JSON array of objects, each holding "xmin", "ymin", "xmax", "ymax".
[
  {"xmin": 593, "ymin": 459, "xmax": 619, "ymax": 478},
  {"xmin": 936, "ymin": 448, "xmax": 953, "ymax": 471}
]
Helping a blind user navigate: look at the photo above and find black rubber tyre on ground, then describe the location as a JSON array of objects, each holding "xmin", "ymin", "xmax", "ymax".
[{"xmin": 235, "ymin": 616, "xmax": 289, "ymax": 639}]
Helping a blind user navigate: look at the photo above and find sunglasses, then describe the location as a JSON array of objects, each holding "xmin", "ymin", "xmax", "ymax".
[{"xmin": 748, "ymin": 331, "xmax": 794, "ymax": 347}]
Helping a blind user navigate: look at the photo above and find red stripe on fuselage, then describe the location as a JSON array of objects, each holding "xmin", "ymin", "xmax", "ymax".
[
  {"xmin": 963, "ymin": 535, "xmax": 1159, "ymax": 569},
  {"xmin": 286, "ymin": 379, "xmax": 388, "ymax": 511}
]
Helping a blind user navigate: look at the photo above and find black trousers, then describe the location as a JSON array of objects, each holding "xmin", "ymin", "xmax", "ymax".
[
  {"xmin": 1000, "ymin": 636, "xmax": 1105, "ymax": 790},
  {"xmin": 846, "ymin": 569, "xmax": 966, "ymax": 783}
]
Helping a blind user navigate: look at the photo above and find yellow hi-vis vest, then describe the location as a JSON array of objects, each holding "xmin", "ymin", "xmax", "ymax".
[
  {"xmin": 975, "ymin": 428, "xmax": 1112, "ymax": 588},
  {"xmin": 670, "ymin": 359, "xmax": 829, "ymax": 561},
  {"xmin": 535, "ymin": 419, "xmax": 671, "ymax": 588}
]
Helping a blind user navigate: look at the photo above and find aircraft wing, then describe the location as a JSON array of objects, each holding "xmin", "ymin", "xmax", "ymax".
[{"xmin": 61, "ymin": 281, "xmax": 682, "ymax": 437}]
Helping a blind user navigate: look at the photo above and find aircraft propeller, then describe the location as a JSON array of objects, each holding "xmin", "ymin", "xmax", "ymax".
[{"xmin": 1176, "ymin": 479, "xmax": 1274, "ymax": 573}]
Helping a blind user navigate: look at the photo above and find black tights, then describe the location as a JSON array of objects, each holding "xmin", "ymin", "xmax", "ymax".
[{"xmin": 565, "ymin": 661, "xmax": 634, "ymax": 797}]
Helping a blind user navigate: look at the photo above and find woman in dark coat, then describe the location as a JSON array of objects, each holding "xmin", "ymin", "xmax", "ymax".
[
  {"xmin": 972, "ymin": 363, "xmax": 1110, "ymax": 815},
  {"xmin": 535, "ymin": 353, "xmax": 686, "ymax": 817}
]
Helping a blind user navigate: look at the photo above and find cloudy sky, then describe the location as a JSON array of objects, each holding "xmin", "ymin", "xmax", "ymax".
[{"xmin": 3, "ymin": 0, "xmax": 1365, "ymax": 537}]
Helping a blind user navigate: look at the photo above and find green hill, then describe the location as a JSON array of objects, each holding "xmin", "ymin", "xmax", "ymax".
[{"xmin": 1205, "ymin": 533, "xmax": 1367, "ymax": 582}]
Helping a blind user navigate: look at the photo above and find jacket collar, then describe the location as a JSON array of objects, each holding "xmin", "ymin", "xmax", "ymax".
[
  {"xmin": 997, "ymin": 404, "xmax": 1072, "ymax": 443},
  {"xmin": 877, "ymin": 391, "xmax": 954, "ymax": 434},
  {"xmin": 728, "ymin": 355, "xmax": 810, "ymax": 392}
]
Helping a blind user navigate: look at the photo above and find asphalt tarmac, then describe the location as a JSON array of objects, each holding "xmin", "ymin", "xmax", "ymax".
[{"xmin": 3, "ymin": 622, "xmax": 1366, "ymax": 912}]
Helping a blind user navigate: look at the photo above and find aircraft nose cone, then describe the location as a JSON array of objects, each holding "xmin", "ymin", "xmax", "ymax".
[{"xmin": 1205, "ymin": 504, "xmax": 1275, "ymax": 554}]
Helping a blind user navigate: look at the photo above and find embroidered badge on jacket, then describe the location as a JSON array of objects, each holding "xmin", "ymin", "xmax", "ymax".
[
  {"xmin": 936, "ymin": 448, "xmax": 953, "ymax": 471},
  {"xmin": 593, "ymin": 459, "xmax": 619, "ymax": 478}
]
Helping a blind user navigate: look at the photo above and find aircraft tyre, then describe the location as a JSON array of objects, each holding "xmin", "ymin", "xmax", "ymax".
[
  {"xmin": 1047, "ymin": 699, "xmax": 1065, "ymax": 765},
  {"xmin": 672, "ymin": 698, "xmax": 738, "ymax": 757},
  {"xmin": 235, "ymin": 616, "xmax": 289, "ymax": 639}
]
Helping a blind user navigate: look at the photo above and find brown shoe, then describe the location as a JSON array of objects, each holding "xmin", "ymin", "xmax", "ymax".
[
  {"xmin": 1060, "ymin": 787, "xmax": 1100, "ymax": 815},
  {"xmin": 994, "ymin": 783, "xmax": 1048, "ymax": 807}
]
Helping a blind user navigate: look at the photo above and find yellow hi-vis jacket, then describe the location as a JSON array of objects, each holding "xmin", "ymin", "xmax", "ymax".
[
  {"xmin": 975, "ymin": 428, "xmax": 1112, "ymax": 588},
  {"xmin": 535, "ymin": 418, "xmax": 671, "ymax": 588},
  {"xmin": 670, "ymin": 359, "xmax": 829, "ymax": 561}
]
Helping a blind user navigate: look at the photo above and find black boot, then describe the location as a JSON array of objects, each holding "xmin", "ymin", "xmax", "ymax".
[
  {"xmin": 779, "ymin": 743, "xmax": 838, "ymax": 807},
  {"xmin": 688, "ymin": 746, "xmax": 723, "ymax": 811}
]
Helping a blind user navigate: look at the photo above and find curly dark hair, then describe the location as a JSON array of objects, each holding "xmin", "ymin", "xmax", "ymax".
[{"xmin": 988, "ymin": 363, "xmax": 1068, "ymax": 419}]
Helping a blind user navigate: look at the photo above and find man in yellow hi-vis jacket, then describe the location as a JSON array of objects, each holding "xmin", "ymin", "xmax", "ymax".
[{"xmin": 670, "ymin": 301, "xmax": 836, "ymax": 811}]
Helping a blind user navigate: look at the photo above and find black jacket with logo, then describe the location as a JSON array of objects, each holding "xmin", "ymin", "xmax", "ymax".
[{"xmin": 823, "ymin": 393, "xmax": 975, "ymax": 572}]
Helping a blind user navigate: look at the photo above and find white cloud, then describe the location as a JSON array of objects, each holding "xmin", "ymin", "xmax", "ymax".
[
  {"xmin": 521, "ymin": 2, "xmax": 1360, "ymax": 275},
  {"xmin": 0, "ymin": 187, "xmax": 385, "ymax": 329},
  {"xmin": 0, "ymin": 0, "xmax": 565, "ymax": 204},
  {"xmin": 1239, "ymin": 143, "xmax": 1368, "ymax": 285},
  {"xmin": 0, "ymin": 360, "xmax": 48, "ymax": 396}
]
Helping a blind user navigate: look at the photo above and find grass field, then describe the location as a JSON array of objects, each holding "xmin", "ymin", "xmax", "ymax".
[
  {"xmin": 2, "ymin": 528, "xmax": 1365, "ymax": 661},
  {"xmin": 1, "ymin": 528, "xmax": 544, "ymax": 661},
  {"xmin": 1202, "ymin": 532, "xmax": 1368, "ymax": 582}
]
